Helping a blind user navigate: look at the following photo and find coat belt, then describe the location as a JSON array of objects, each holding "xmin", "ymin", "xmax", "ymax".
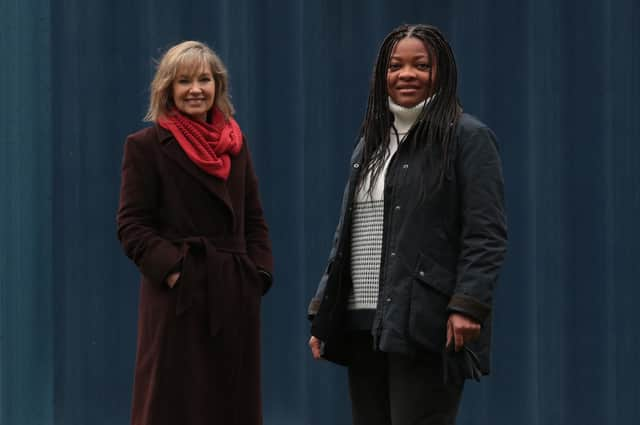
[{"xmin": 175, "ymin": 236, "xmax": 247, "ymax": 336}]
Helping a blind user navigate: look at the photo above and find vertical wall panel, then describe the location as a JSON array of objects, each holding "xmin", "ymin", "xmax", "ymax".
[
  {"xmin": 563, "ymin": 2, "xmax": 608, "ymax": 422},
  {"xmin": 0, "ymin": 1, "xmax": 53, "ymax": 425},
  {"xmin": 608, "ymin": 0, "xmax": 640, "ymax": 422},
  {"xmin": 528, "ymin": 0, "xmax": 570, "ymax": 422}
]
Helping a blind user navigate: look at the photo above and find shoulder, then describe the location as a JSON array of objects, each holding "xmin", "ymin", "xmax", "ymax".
[
  {"xmin": 126, "ymin": 125, "xmax": 160, "ymax": 145},
  {"xmin": 122, "ymin": 126, "xmax": 171, "ymax": 166},
  {"xmin": 456, "ymin": 113, "xmax": 498, "ymax": 151},
  {"xmin": 456, "ymin": 113, "xmax": 491, "ymax": 137},
  {"xmin": 124, "ymin": 124, "xmax": 173, "ymax": 153}
]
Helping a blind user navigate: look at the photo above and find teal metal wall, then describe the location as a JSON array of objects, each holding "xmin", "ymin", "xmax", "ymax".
[
  {"xmin": 1, "ymin": 1, "xmax": 53, "ymax": 424},
  {"xmin": 1, "ymin": 0, "xmax": 638, "ymax": 424}
]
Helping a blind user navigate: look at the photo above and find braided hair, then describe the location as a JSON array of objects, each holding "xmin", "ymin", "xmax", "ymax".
[{"xmin": 358, "ymin": 24, "xmax": 462, "ymax": 198}]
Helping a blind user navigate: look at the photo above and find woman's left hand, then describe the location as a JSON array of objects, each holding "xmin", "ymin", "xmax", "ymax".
[
  {"xmin": 446, "ymin": 313, "xmax": 481, "ymax": 352},
  {"xmin": 308, "ymin": 336, "xmax": 324, "ymax": 360},
  {"xmin": 166, "ymin": 271, "xmax": 181, "ymax": 289}
]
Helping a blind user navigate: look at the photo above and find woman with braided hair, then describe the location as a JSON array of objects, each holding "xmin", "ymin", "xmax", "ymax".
[{"xmin": 307, "ymin": 24, "xmax": 507, "ymax": 425}]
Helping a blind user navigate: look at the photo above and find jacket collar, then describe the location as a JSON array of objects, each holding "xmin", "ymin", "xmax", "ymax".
[{"xmin": 154, "ymin": 125, "xmax": 234, "ymax": 216}]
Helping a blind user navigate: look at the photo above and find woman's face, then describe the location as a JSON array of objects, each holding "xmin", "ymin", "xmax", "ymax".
[
  {"xmin": 386, "ymin": 37, "xmax": 437, "ymax": 108},
  {"xmin": 171, "ymin": 63, "xmax": 216, "ymax": 121}
]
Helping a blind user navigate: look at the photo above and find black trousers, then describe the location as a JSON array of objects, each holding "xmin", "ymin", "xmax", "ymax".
[{"xmin": 347, "ymin": 332, "xmax": 464, "ymax": 425}]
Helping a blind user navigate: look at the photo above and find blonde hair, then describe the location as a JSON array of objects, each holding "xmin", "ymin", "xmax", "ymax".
[{"xmin": 144, "ymin": 40, "xmax": 235, "ymax": 122}]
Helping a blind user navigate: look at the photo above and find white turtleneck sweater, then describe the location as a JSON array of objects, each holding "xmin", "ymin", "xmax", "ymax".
[{"xmin": 347, "ymin": 98, "xmax": 426, "ymax": 316}]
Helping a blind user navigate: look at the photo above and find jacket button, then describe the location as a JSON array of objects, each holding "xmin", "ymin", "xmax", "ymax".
[
  {"xmin": 402, "ymin": 164, "xmax": 409, "ymax": 169},
  {"xmin": 419, "ymin": 271, "xmax": 425, "ymax": 277},
  {"xmin": 386, "ymin": 297, "xmax": 392, "ymax": 302},
  {"xmin": 390, "ymin": 252, "xmax": 396, "ymax": 257},
  {"xmin": 395, "ymin": 205, "xmax": 401, "ymax": 210},
  {"xmin": 353, "ymin": 163, "xmax": 360, "ymax": 169}
]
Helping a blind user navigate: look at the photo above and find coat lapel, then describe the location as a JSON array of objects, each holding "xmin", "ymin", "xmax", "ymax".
[{"xmin": 155, "ymin": 125, "xmax": 234, "ymax": 214}]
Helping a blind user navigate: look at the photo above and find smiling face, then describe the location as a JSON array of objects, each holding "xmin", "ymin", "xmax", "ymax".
[
  {"xmin": 386, "ymin": 36, "xmax": 437, "ymax": 108},
  {"xmin": 171, "ymin": 62, "xmax": 216, "ymax": 122}
]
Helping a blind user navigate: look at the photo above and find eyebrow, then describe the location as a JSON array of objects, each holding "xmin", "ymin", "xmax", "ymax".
[
  {"xmin": 391, "ymin": 51, "xmax": 428, "ymax": 57},
  {"xmin": 390, "ymin": 55, "xmax": 430, "ymax": 61}
]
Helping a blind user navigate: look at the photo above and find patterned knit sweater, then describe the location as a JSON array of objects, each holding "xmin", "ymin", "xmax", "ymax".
[{"xmin": 346, "ymin": 98, "xmax": 427, "ymax": 330}]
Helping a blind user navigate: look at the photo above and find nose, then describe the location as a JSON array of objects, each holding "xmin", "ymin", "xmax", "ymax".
[
  {"xmin": 398, "ymin": 66, "xmax": 416, "ymax": 79},
  {"xmin": 189, "ymin": 82, "xmax": 203, "ymax": 93}
]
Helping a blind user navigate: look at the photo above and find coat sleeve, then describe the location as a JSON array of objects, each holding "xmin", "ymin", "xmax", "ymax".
[
  {"xmin": 448, "ymin": 126, "xmax": 508, "ymax": 323},
  {"xmin": 307, "ymin": 140, "xmax": 362, "ymax": 320},
  {"xmin": 243, "ymin": 141, "xmax": 274, "ymax": 293},
  {"xmin": 307, "ymin": 178, "xmax": 350, "ymax": 319},
  {"xmin": 116, "ymin": 134, "xmax": 183, "ymax": 285}
]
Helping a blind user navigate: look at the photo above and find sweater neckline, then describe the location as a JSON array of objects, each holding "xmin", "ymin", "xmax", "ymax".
[{"xmin": 388, "ymin": 97, "xmax": 431, "ymax": 136}]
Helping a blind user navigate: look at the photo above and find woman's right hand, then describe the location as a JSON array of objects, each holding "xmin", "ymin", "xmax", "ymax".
[
  {"xmin": 166, "ymin": 271, "xmax": 181, "ymax": 288},
  {"xmin": 308, "ymin": 336, "xmax": 323, "ymax": 360}
]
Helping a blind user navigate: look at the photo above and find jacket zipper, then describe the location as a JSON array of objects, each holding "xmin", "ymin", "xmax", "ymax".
[{"xmin": 373, "ymin": 144, "xmax": 402, "ymax": 347}]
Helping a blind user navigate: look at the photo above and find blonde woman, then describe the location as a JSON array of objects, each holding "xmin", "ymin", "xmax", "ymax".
[{"xmin": 117, "ymin": 40, "xmax": 273, "ymax": 425}]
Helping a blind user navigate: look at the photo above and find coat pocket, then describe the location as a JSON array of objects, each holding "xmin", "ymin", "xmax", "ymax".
[{"xmin": 408, "ymin": 252, "xmax": 456, "ymax": 352}]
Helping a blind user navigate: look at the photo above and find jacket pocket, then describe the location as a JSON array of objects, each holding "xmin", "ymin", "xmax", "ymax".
[{"xmin": 408, "ymin": 252, "xmax": 456, "ymax": 352}]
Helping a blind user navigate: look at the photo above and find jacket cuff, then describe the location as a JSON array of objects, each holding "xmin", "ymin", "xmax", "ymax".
[
  {"xmin": 447, "ymin": 294, "xmax": 491, "ymax": 324},
  {"xmin": 257, "ymin": 269, "xmax": 273, "ymax": 295},
  {"xmin": 139, "ymin": 241, "xmax": 183, "ymax": 286},
  {"xmin": 307, "ymin": 298, "xmax": 322, "ymax": 320}
]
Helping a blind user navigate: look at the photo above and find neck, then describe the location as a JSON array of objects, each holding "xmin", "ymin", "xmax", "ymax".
[{"xmin": 388, "ymin": 98, "xmax": 429, "ymax": 136}]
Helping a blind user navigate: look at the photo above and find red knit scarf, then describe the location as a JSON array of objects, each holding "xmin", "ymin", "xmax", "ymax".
[{"xmin": 158, "ymin": 108, "xmax": 243, "ymax": 180}]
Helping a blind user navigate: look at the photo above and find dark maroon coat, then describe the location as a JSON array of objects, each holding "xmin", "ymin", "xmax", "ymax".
[{"xmin": 117, "ymin": 124, "xmax": 273, "ymax": 425}]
